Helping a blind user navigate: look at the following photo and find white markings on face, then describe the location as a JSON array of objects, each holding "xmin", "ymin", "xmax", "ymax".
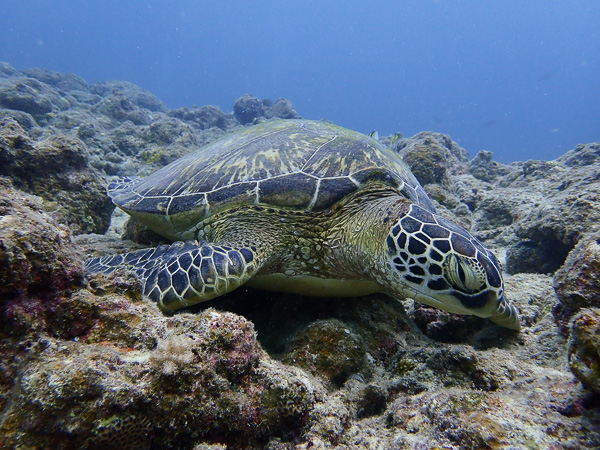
[{"xmin": 385, "ymin": 203, "xmax": 508, "ymax": 315}]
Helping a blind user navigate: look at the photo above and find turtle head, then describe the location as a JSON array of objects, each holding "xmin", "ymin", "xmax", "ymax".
[{"xmin": 384, "ymin": 204, "xmax": 521, "ymax": 330}]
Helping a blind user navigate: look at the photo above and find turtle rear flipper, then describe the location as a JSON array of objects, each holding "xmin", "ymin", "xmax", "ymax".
[{"xmin": 86, "ymin": 241, "xmax": 260, "ymax": 310}]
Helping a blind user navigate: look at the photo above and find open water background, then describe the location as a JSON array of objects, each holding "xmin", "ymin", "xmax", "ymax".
[{"xmin": 1, "ymin": 0, "xmax": 598, "ymax": 161}]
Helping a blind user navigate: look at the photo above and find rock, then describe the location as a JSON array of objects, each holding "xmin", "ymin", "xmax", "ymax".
[
  {"xmin": 394, "ymin": 132, "xmax": 470, "ymax": 217},
  {"xmin": 553, "ymin": 230, "xmax": 600, "ymax": 333},
  {"xmin": 425, "ymin": 346, "xmax": 517, "ymax": 391},
  {"xmin": 23, "ymin": 67, "xmax": 90, "ymax": 92},
  {"xmin": 142, "ymin": 116, "xmax": 198, "ymax": 147},
  {"xmin": 0, "ymin": 108, "xmax": 39, "ymax": 131},
  {"xmin": 499, "ymin": 157, "xmax": 600, "ymax": 274},
  {"xmin": 169, "ymin": 105, "xmax": 233, "ymax": 130},
  {"xmin": 0, "ymin": 77, "xmax": 70, "ymax": 117},
  {"xmin": 2, "ymin": 63, "xmax": 600, "ymax": 448},
  {"xmin": 445, "ymin": 175, "xmax": 513, "ymax": 247},
  {"xmin": 91, "ymin": 81, "xmax": 167, "ymax": 113},
  {"xmin": 283, "ymin": 319, "xmax": 367, "ymax": 386},
  {"xmin": 471, "ymin": 191, "xmax": 518, "ymax": 231},
  {"xmin": 503, "ymin": 273, "xmax": 557, "ymax": 329},
  {"xmin": 45, "ymin": 108, "xmax": 95, "ymax": 132},
  {"xmin": 568, "ymin": 308, "xmax": 600, "ymax": 393},
  {"xmin": 0, "ymin": 178, "xmax": 83, "ymax": 306},
  {"xmin": 0, "ymin": 118, "xmax": 113, "ymax": 234},
  {"xmin": 412, "ymin": 303, "xmax": 486, "ymax": 342},
  {"xmin": 92, "ymin": 91, "xmax": 153, "ymax": 125},
  {"xmin": 348, "ymin": 381, "xmax": 389, "ymax": 419},
  {"xmin": 109, "ymin": 120, "xmax": 145, "ymax": 156},
  {"xmin": 64, "ymin": 88, "xmax": 102, "ymax": 106},
  {"xmin": 77, "ymin": 122, "xmax": 96, "ymax": 139},
  {"xmin": 214, "ymin": 292, "xmax": 414, "ymax": 382},
  {"xmin": 396, "ymin": 132, "xmax": 469, "ymax": 181},
  {"xmin": 233, "ymin": 93, "xmax": 265, "ymax": 124},
  {"xmin": 469, "ymin": 150, "xmax": 512, "ymax": 182},
  {"xmin": 266, "ymin": 98, "xmax": 300, "ymax": 119},
  {"xmin": 402, "ymin": 142, "xmax": 449, "ymax": 185},
  {"xmin": 305, "ymin": 394, "xmax": 350, "ymax": 445},
  {"xmin": 511, "ymin": 188, "xmax": 600, "ymax": 260},
  {"xmin": 0, "ymin": 305, "xmax": 321, "ymax": 448},
  {"xmin": 108, "ymin": 116, "xmax": 201, "ymax": 168},
  {"xmin": 0, "ymin": 62, "xmax": 18, "ymax": 78},
  {"xmin": 506, "ymin": 239, "xmax": 568, "ymax": 274},
  {"xmin": 123, "ymin": 216, "xmax": 168, "ymax": 246},
  {"xmin": 557, "ymin": 142, "xmax": 600, "ymax": 167}
]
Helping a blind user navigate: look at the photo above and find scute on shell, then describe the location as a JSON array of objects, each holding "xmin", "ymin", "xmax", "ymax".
[{"xmin": 108, "ymin": 119, "xmax": 434, "ymax": 238}]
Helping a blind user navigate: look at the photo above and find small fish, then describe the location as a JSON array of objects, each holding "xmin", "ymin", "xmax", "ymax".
[
  {"xmin": 369, "ymin": 130, "xmax": 379, "ymax": 140},
  {"xmin": 392, "ymin": 132, "xmax": 401, "ymax": 146}
]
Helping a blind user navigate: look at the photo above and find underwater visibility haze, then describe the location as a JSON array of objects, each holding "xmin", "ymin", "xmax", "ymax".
[{"xmin": 0, "ymin": 0, "xmax": 598, "ymax": 161}]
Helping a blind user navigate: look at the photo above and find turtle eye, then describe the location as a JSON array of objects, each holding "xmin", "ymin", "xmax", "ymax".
[{"xmin": 444, "ymin": 254, "xmax": 486, "ymax": 294}]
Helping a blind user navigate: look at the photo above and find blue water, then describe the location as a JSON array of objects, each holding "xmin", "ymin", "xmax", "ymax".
[{"xmin": 1, "ymin": 1, "xmax": 598, "ymax": 162}]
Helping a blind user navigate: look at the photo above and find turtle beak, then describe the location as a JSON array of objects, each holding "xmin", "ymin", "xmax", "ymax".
[{"xmin": 489, "ymin": 294, "xmax": 521, "ymax": 331}]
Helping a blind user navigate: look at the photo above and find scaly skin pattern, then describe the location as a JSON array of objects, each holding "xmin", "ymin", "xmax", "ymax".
[
  {"xmin": 87, "ymin": 186, "xmax": 520, "ymax": 329},
  {"xmin": 86, "ymin": 241, "xmax": 259, "ymax": 310}
]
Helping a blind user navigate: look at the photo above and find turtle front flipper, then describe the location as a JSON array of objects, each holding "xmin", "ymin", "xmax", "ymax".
[{"xmin": 86, "ymin": 241, "xmax": 260, "ymax": 310}]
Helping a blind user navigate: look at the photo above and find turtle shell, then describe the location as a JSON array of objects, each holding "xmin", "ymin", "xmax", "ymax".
[{"xmin": 110, "ymin": 119, "xmax": 435, "ymax": 239}]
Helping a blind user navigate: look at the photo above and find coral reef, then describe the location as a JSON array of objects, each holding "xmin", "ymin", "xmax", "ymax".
[
  {"xmin": 569, "ymin": 308, "xmax": 600, "ymax": 394},
  {"xmin": 553, "ymin": 230, "xmax": 600, "ymax": 332},
  {"xmin": 233, "ymin": 93, "xmax": 300, "ymax": 125},
  {"xmin": 0, "ymin": 76, "xmax": 70, "ymax": 117},
  {"xmin": 169, "ymin": 105, "xmax": 234, "ymax": 131},
  {"xmin": 283, "ymin": 319, "xmax": 367, "ymax": 386},
  {"xmin": 233, "ymin": 93, "xmax": 265, "ymax": 124},
  {"xmin": 0, "ymin": 178, "xmax": 83, "ymax": 305},
  {"xmin": 0, "ymin": 63, "xmax": 599, "ymax": 448},
  {"xmin": 0, "ymin": 303, "xmax": 319, "ymax": 448},
  {"xmin": 504, "ymin": 155, "xmax": 600, "ymax": 273},
  {"xmin": 0, "ymin": 117, "xmax": 112, "ymax": 234}
]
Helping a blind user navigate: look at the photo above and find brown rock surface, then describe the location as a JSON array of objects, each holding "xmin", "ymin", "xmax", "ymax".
[
  {"xmin": 554, "ymin": 230, "xmax": 600, "ymax": 333},
  {"xmin": 568, "ymin": 308, "xmax": 600, "ymax": 394},
  {"xmin": 0, "ymin": 117, "xmax": 113, "ymax": 234}
]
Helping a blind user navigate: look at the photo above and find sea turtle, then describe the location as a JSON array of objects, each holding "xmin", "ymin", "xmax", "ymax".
[{"xmin": 86, "ymin": 119, "xmax": 520, "ymax": 330}]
